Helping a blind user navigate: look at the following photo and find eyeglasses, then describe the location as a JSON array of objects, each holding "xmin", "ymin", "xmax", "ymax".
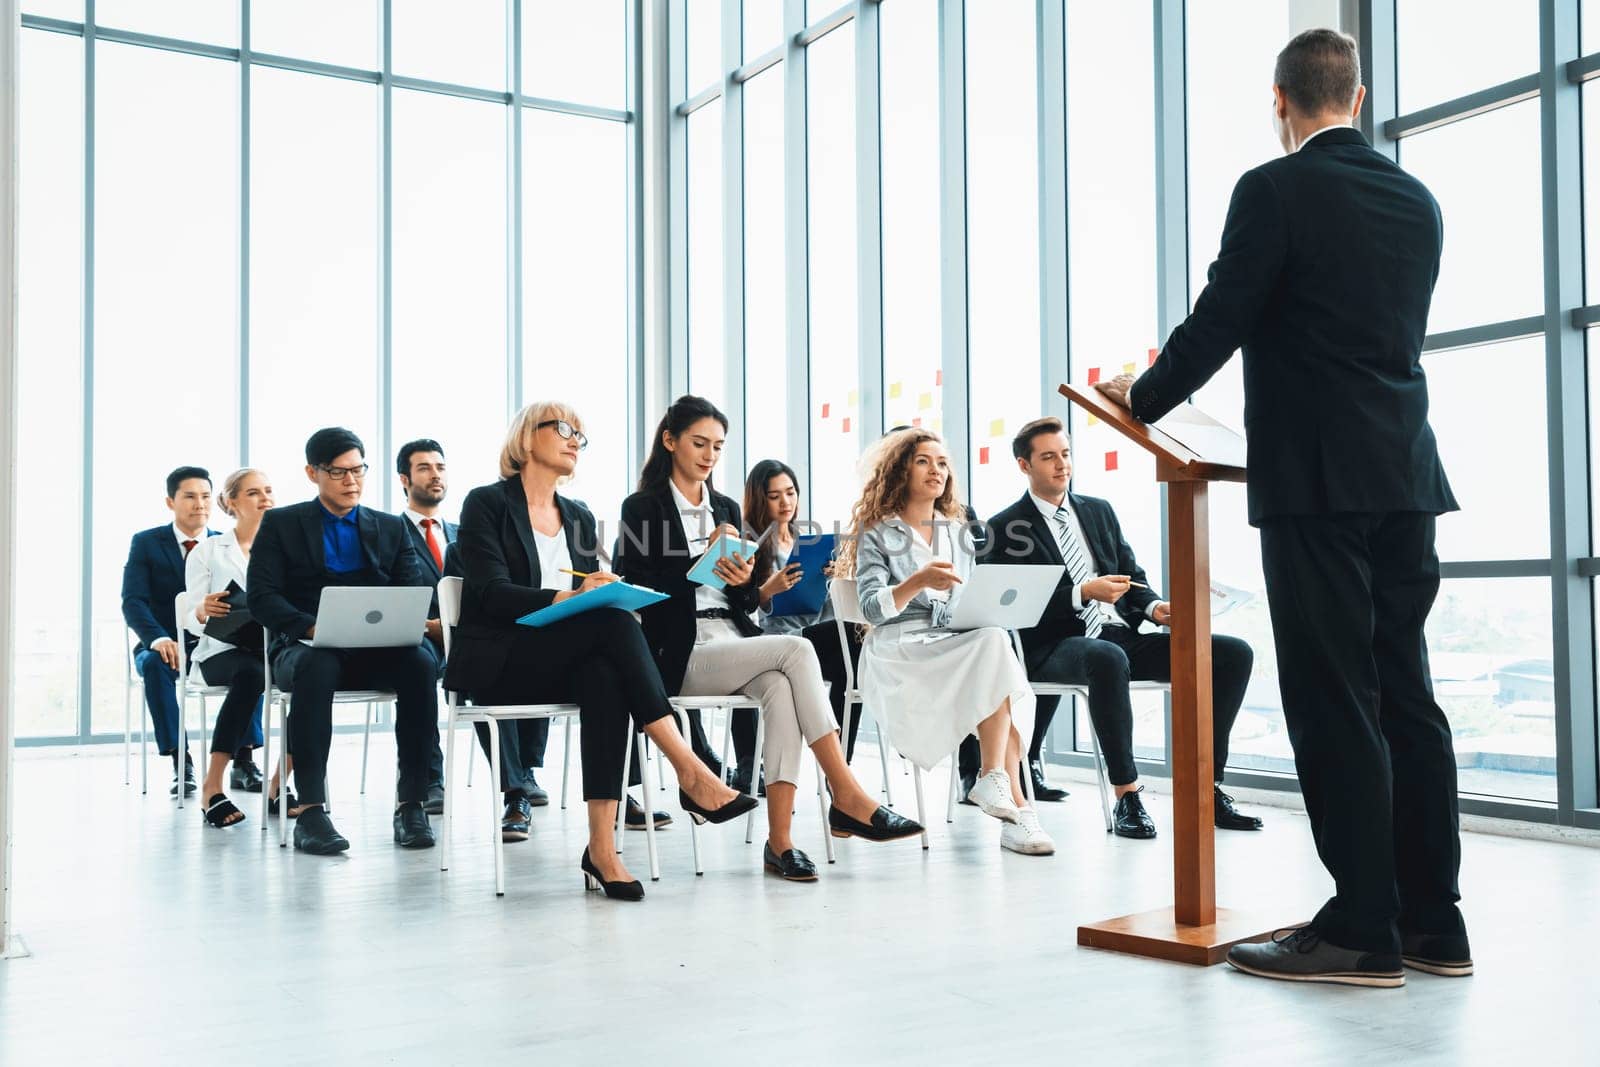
[
  {"xmin": 537, "ymin": 419, "xmax": 589, "ymax": 451},
  {"xmin": 318, "ymin": 463, "xmax": 369, "ymax": 481}
]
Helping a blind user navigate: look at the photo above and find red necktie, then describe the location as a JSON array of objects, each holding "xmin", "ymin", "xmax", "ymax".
[
  {"xmin": 421, "ymin": 519, "xmax": 444, "ymax": 571},
  {"xmin": 182, "ymin": 539, "xmax": 198, "ymax": 558}
]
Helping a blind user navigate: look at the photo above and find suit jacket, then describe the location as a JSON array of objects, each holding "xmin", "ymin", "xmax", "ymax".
[
  {"xmin": 981, "ymin": 492, "xmax": 1159, "ymax": 666},
  {"xmin": 616, "ymin": 482, "xmax": 761, "ymax": 695},
  {"xmin": 443, "ymin": 477, "xmax": 600, "ymax": 694},
  {"xmin": 853, "ymin": 515, "xmax": 980, "ymax": 630},
  {"xmin": 121, "ymin": 524, "xmax": 217, "ymax": 654},
  {"xmin": 246, "ymin": 500, "xmax": 430, "ymax": 659},
  {"xmin": 401, "ymin": 512, "xmax": 461, "ymax": 620},
  {"xmin": 1130, "ymin": 126, "xmax": 1458, "ymax": 526}
]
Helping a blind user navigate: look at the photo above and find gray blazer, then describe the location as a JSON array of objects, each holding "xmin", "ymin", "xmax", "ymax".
[{"xmin": 854, "ymin": 516, "xmax": 978, "ymax": 629}]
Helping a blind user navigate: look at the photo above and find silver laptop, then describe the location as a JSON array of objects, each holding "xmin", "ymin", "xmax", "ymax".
[
  {"xmin": 913, "ymin": 563, "xmax": 1066, "ymax": 634},
  {"xmin": 311, "ymin": 586, "xmax": 432, "ymax": 648}
]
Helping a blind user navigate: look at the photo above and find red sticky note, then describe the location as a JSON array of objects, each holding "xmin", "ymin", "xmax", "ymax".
[
  {"xmin": 821, "ymin": 402, "xmax": 830, "ymax": 419},
  {"xmin": 1105, "ymin": 451, "xmax": 1118, "ymax": 472},
  {"xmin": 842, "ymin": 417, "xmax": 851, "ymax": 433},
  {"xmin": 979, "ymin": 446, "xmax": 990, "ymax": 465},
  {"xmin": 911, "ymin": 417, "xmax": 922, "ymax": 428},
  {"xmin": 935, "ymin": 369, "xmax": 943, "ymax": 386},
  {"xmin": 1147, "ymin": 347, "xmax": 1159, "ymax": 367},
  {"xmin": 1087, "ymin": 366, "xmax": 1101, "ymax": 385}
]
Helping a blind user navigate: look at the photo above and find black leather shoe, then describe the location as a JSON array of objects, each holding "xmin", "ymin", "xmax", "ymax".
[
  {"xmin": 423, "ymin": 783, "xmax": 446, "ymax": 816},
  {"xmin": 763, "ymin": 842, "xmax": 818, "ymax": 881},
  {"xmin": 525, "ymin": 774, "xmax": 549, "ymax": 807},
  {"xmin": 828, "ymin": 804, "xmax": 924, "ymax": 842},
  {"xmin": 678, "ymin": 787, "xmax": 759, "ymax": 825},
  {"xmin": 230, "ymin": 759, "xmax": 265, "ymax": 793},
  {"xmin": 624, "ymin": 795, "xmax": 673, "ymax": 831},
  {"xmin": 1215, "ymin": 785, "xmax": 1263, "ymax": 830},
  {"xmin": 1112, "ymin": 786, "xmax": 1157, "ymax": 839},
  {"xmin": 1400, "ymin": 931, "xmax": 1473, "ymax": 976},
  {"xmin": 580, "ymin": 846, "xmax": 644, "ymax": 901},
  {"xmin": 393, "ymin": 801, "xmax": 436, "ymax": 849},
  {"xmin": 502, "ymin": 795, "xmax": 533, "ymax": 842},
  {"xmin": 958, "ymin": 771, "xmax": 978, "ymax": 806},
  {"xmin": 1227, "ymin": 926, "xmax": 1404, "ymax": 988},
  {"xmin": 728, "ymin": 764, "xmax": 768, "ymax": 798},
  {"xmin": 293, "ymin": 808, "xmax": 349, "ymax": 855},
  {"xmin": 170, "ymin": 752, "xmax": 197, "ymax": 797},
  {"xmin": 1029, "ymin": 760, "xmax": 1069, "ymax": 803}
]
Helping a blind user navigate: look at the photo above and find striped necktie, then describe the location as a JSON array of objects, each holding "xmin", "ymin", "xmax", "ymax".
[{"xmin": 1053, "ymin": 505, "xmax": 1103, "ymax": 640}]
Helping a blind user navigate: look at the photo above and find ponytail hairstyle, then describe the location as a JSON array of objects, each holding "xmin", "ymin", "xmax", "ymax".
[{"xmin": 637, "ymin": 394, "xmax": 730, "ymax": 494}]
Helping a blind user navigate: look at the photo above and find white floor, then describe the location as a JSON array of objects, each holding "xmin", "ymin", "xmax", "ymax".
[{"xmin": 2, "ymin": 734, "xmax": 1598, "ymax": 1065}]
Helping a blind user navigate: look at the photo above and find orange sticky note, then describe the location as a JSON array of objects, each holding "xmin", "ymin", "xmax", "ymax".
[
  {"xmin": 842, "ymin": 417, "xmax": 851, "ymax": 433},
  {"xmin": 1087, "ymin": 366, "xmax": 1101, "ymax": 385},
  {"xmin": 935, "ymin": 369, "xmax": 943, "ymax": 386},
  {"xmin": 1105, "ymin": 451, "xmax": 1119, "ymax": 472},
  {"xmin": 821, "ymin": 402, "xmax": 830, "ymax": 419},
  {"xmin": 979, "ymin": 446, "xmax": 990, "ymax": 465},
  {"xmin": 1147, "ymin": 347, "xmax": 1159, "ymax": 367},
  {"xmin": 911, "ymin": 417, "xmax": 922, "ymax": 428}
]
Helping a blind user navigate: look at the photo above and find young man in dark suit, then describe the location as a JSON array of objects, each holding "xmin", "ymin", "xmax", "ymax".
[
  {"xmin": 248, "ymin": 428, "xmax": 440, "ymax": 854},
  {"xmin": 981, "ymin": 418, "xmax": 1261, "ymax": 839},
  {"xmin": 395, "ymin": 438, "xmax": 461, "ymax": 813},
  {"xmin": 121, "ymin": 466, "xmax": 218, "ymax": 796},
  {"xmin": 1100, "ymin": 30, "xmax": 1468, "ymax": 986}
]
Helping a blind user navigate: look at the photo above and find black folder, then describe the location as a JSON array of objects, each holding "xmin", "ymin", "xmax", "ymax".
[{"xmin": 202, "ymin": 581, "xmax": 264, "ymax": 652}]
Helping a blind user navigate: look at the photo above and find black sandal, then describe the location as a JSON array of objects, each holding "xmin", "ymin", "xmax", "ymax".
[
  {"xmin": 202, "ymin": 793, "xmax": 245, "ymax": 828},
  {"xmin": 268, "ymin": 790, "xmax": 301, "ymax": 818}
]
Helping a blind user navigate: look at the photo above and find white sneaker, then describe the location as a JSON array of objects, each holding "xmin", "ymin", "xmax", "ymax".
[
  {"xmin": 1000, "ymin": 808, "xmax": 1056, "ymax": 856},
  {"xmin": 966, "ymin": 770, "xmax": 1022, "ymax": 824}
]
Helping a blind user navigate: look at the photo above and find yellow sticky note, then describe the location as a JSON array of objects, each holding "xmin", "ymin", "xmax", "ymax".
[
  {"xmin": 918, "ymin": 392, "xmax": 933, "ymax": 411},
  {"xmin": 931, "ymin": 418, "xmax": 943, "ymax": 433},
  {"xmin": 989, "ymin": 418, "xmax": 1005, "ymax": 438},
  {"xmin": 848, "ymin": 389, "xmax": 859, "ymax": 407},
  {"xmin": 1087, "ymin": 413, "xmax": 1100, "ymax": 427},
  {"xmin": 1121, "ymin": 362, "xmax": 1136, "ymax": 375},
  {"xmin": 888, "ymin": 382, "xmax": 902, "ymax": 399}
]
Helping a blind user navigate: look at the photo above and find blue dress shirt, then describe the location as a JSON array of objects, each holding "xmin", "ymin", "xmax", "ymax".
[{"xmin": 320, "ymin": 504, "xmax": 363, "ymax": 574}]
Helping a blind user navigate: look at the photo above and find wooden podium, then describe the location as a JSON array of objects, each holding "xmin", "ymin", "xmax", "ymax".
[{"xmin": 1060, "ymin": 382, "xmax": 1276, "ymax": 965}]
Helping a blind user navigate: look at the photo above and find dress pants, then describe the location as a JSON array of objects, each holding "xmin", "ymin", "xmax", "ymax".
[
  {"xmin": 197, "ymin": 649, "xmax": 265, "ymax": 757},
  {"xmin": 732, "ymin": 621, "xmax": 866, "ymax": 767},
  {"xmin": 272, "ymin": 642, "xmax": 440, "ymax": 807},
  {"xmin": 135, "ymin": 649, "xmax": 181, "ymax": 754},
  {"xmin": 1260, "ymin": 512, "xmax": 1464, "ymax": 956},
  {"xmin": 681, "ymin": 621, "xmax": 836, "ymax": 787},
  {"xmin": 466, "ymin": 608, "xmax": 672, "ymax": 801}
]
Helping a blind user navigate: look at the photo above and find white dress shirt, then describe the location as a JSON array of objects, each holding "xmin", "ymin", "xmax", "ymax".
[
  {"xmin": 669, "ymin": 479, "xmax": 731, "ymax": 613},
  {"xmin": 183, "ymin": 529, "xmax": 251, "ymax": 664},
  {"xmin": 1297, "ymin": 121, "xmax": 1353, "ymax": 152},
  {"xmin": 403, "ymin": 508, "xmax": 450, "ymax": 565},
  {"xmin": 1031, "ymin": 492, "xmax": 1162, "ymax": 628}
]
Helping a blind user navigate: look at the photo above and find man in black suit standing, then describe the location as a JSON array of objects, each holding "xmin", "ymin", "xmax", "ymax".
[
  {"xmin": 248, "ymin": 427, "xmax": 440, "ymax": 854},
  {"xmin": 122, "ymin": 466, "xmax": 217, "ymax": 797},
  {"xmin": 1099, "ymin": 30, "xmax": 1467, "ymax": 987},
  {"xmin": 982, "ymin": 418, "xmax": 1261, "ymax": 838}
]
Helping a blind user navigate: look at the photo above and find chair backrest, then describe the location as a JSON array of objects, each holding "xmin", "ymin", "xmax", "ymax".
[
  {"xmin": 437, "ymin": 576, "xmax": 464, "ymax": 660},
  {"xmin": 830, "ymin": 577, "xmax": 868, "ymax": 626}
]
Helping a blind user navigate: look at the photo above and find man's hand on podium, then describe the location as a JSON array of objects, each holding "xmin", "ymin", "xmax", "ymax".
[{"xmin": 1094, "ymin": 373, "xmax": 1136, "ymax": 408}]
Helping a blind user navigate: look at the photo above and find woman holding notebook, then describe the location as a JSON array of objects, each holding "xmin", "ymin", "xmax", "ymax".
[
  {"xmin": 618, "ymin": 395, "xmax": 923, "ymax": 882},
  {"xmin": 446, "ymin": 401, "xmax": 755, "ymax": 902}
]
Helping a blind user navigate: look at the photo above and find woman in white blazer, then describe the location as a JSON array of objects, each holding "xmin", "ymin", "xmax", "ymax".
[
  {"xmin": 184, "ymin": 468, "xmax": 274, "ymax": 827},
  {"xmin": 840, "ymin": 429, "xmax": 1054, "ymax": 856}
]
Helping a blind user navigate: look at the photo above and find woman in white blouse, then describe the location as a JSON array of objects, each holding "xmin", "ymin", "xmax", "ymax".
[
  {"xmin": 841, "ymin": 429, "xmax": 1054, "ymax": 856},
  {"xmin": 185, "ymin": 467, "xmax": 275, "ymax": 828}
]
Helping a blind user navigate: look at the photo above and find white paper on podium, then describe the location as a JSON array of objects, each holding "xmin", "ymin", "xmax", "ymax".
[
  {"xmin": 1210, "ymin": 581, "xmax": 1252, "ymax": 617},
  {"xmin": 1152, "ymin": 404, "xmax": 1247, "ymax": 469}
]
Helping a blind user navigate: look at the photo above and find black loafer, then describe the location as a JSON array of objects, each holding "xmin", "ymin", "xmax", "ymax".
[
  {"xmin": 230, "ymin": 759, "xmax": 265, "ymax": 793},
  {"xmin": 624, "ymin": 795, "xmax": 673, "ymax": 830},
  {"xmin": 957, "ymin": 772, "xmax": 977, "ymax": 806},
  {"xmin": 1401, "ymin": 931, "xmax": 1473, "ymax": 976},
  {"xmin": 525, "ymin": 775, "xmax": 550, "ymax": 808},
  {"xmin": 393, "ymin": 801, "xmax": 436, "ymax": 849},
  {"xmin": 763, "ymin": 842, "xmax": 818, "ymax": 882},
  {"xmin": 1112, "ymin": 786, "xmax": 1158, "ymax": 839},
  {"xmin": 827, "ymin": 804, "xmax": 925, "ymax": 842},
  {"xmin": 423, "ymin": 783, "xmax": 446, "ymax": 816},
  {"xmin": 1029, "ymin": 760, "xmax": 1069, "ymax": 803},
  {"xmin": 1215, "ymin": 785, "xmax": 1263, "ymax": 830},
  {"xmin": 502, "ymin": 795, "xmax": 533, "ymax": 842},
  {"xmin": 293, "ymin": 808, "xmax": 349, "ymax": 855}
]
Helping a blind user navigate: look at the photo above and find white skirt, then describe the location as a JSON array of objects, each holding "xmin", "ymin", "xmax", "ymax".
[{"xmin": 858, "ymin": 623, "xmax": 1036, "ymax": 771}]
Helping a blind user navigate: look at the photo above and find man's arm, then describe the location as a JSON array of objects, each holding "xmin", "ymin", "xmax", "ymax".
[
  {"xmin": 1101, "ymin": 507, "xmax": 1161, "ymax": 625},
  {"xmin": 120, "ymin": 533, "xmax": 169, "ymax": 648},
  {"xmin": 246, "ymin": 510, "xmax": 317, "ymax": 641}
]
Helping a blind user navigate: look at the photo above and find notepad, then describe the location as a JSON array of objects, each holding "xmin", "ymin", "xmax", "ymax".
[
  {"xmin": 515, "ymin": 581, "xmax": 670, "ymax": 628},
  {"xmin": 768, "ymin": 534, "xmax": 837, "ymax": 618},
  {"xmin": 686, "ymin": 532, "xmax": 761, "ymax": 590}
]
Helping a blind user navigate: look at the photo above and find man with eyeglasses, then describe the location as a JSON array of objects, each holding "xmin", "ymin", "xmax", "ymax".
[{"xmin": 247, "ymin": 427, "xmax": 440, "ymax": 854}]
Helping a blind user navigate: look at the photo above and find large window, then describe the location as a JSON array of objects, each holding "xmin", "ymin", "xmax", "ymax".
[{"xmin": 742, "ymin": 67, "xmax": 788, "ymax": 471}]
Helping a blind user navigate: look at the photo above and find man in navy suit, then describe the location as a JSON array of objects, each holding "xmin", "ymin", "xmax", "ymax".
[
  {"xmin": 122, "ymin": 466, "xmax": 217, "ymax": 796},
  {"xmin": 248, "ymin": 428, "xmax": 439, "ymax": 855}
]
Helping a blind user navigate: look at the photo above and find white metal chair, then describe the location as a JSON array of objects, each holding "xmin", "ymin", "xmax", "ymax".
[
  {"xmin": 123, "ymin": 628, "xmax": 148, "ymax": 792},
  {"xmin": 435, "ymin": 576, "xmax": 589, "ymax": 895},
  {"xmin": 173, "ymin": 592, "xmax": 231, "ymax": 812}
]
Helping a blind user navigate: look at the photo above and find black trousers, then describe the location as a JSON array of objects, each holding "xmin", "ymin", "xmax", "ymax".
[
  {"xmin": 197, "ymin": 649, "xmax": 264, "ymax": 757},
  {"xmin": 1259, "ymin": 512, "xmax": 1463, "ymax": 955},
  {"xmin": 466, "ymin": 608, "xmax": 673, "ymax": 802},
  {"xmin": 421, "ymin": 638, "xmax": 448, "ymax": 789},
  {"xmin": 958, "ymin": 627, "xmax": 1253, "ymax": 786},
  {"xmin": 729, "ymin": 621, "xmax": 865, "ymax": 767},
  {"xmin": 273, "ymin": 642, "xmax": 439, "ymax": 807}
]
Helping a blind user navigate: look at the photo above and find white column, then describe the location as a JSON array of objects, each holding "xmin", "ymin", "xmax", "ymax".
[{"xmin": 0, "ymin": 0, "xmax": 20, "ymax": 958}]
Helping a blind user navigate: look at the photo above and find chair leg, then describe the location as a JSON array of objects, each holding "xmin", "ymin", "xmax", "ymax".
[
  {"xmin": 913, "ymin": 766, "xmax": 929, "ymax": 850},
  {"xmin": 140, "ymin": 701, "xmax": 148, "ymax": 796},
  {"xmin": 817, "ymin": 761, "xmax": 835, "ymax": 864},
  {"xmin": 279, "ymin": 710, "xmax": 291, "ymax": 848},
  {"xmin": 559, "ymin": 717, "xmax": 572, "ymax": 810},
  {"xmin": 489, "ymin": 721, "xmax": 505, "ymax": 896},
  {"xmin": 637, "ymin": 732, "xmax": 661, "ymax": 882},
  {"xmin": 744, "ymin": 708, "xmax": 764, "ymax": 846},
  {"xmin": 124, "ymin": 680, "xmax": 132, "ymax": 785},
  {"xmin": 674, "ymin": 708, "xmax": 703, "ymax": 876},
  {"xmin": 874, "ymin": 712, "xmax": 893, "ymax": 807},
  {"xmin": 719, "ymin": 707, "xmax": 733, "ymax": 784},
  {"xmin": 616, "ymin": 730, "xmax": 632, "ymax": 854},
  {"xmin": 440, "ymin": 708, "xmax": 458, "ymax": 872},
  {"xmin": 359, "ymin": 701, "xmax": 373, "ymax": 795},
  {"xmin": 946, "ymin": 754, "xmax": 959, "ymax": 824},
  {"xmin": 467, "ymin": 735, "xmax": 475, "ymax": 787},
  {"xmin": 176, "ymin": 686, "xmax": 188, "ymax": 810},
  {"xmin": 1090, "ymin": 712, "xmax": 1114, "ymax": 833},
  {"xmin": 656, "ymin": 737, "xmax": 666, "ymax": 790}
]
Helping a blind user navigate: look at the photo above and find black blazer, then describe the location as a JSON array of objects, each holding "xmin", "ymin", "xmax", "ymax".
[
  {"xmin": 402, "ymin": 513, "xmax": 461, "ymax": 619},
  {"xmin": 1130, "ymin": 126, "xmax": 1458, "ymax": 526},
  {"xmin": 982, "ymin": 492, "xmax": 1159, "ymax": 666},
  {"xmin": 246, "ymin": 500, "xmax": 430, "ymax": 658},
  {"xmin": 616, "ymin": 482, "xmax": 761, "ymax": 695},
  {"xmin": 121, "ymin": 524, "xmax": 216, "ymax": 653},
  {"xmin": 443, "ymin": 477, "xmax": 600, "ymax": 694}
]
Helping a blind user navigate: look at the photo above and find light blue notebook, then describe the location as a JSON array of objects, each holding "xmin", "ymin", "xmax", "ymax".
[
  {"xmin": 686, "ymin": 533, "xmax": 761, "ymax": 590},
  {"xmin": 515, "ymin": 581, "xmax": 670, "ymax": 628}
]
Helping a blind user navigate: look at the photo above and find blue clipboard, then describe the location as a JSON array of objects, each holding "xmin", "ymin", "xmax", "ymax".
[
  {"xmin": 515, "ymin": 581, "xmax": 670, "ymax": 628},
  {"xmin": 768, "ymin": 534, "xmax": 837, "ymax": 618},
  {"xmin": 686, "ymin": 533, "xmax": 761, "ymax": 590}
]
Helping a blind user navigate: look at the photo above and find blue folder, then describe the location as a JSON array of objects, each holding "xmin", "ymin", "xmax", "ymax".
[
  {"xmin": 768, "ymin": 534, "xmax": 837, "ymax": 618},
  {"xmin": 515, "ymin": 581, "xmax": 669, "ymax": 628},
  {"xmin": 685, "ymin": 533, "xmax": 762, "ymax": 590}
]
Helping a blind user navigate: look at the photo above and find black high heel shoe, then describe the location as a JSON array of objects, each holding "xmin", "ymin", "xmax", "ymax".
[
  {"xmin": 580, "ymin": 847, "xmax": 644, "ymax": 901},
  {"xmin": 677, "ymin": 787, "xmax": 759, "ymax": 825}
]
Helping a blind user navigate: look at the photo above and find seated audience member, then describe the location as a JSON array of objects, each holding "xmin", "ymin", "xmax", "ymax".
[
  {"xmin": 247, "ymin": 427, "xmax": 440, "ymax": 855},
  {"xmin": 446, "ymin": 402, "xmax": 755, "ymax": 897},
  {"xmin": 982, "ymin": 417, "xmax": 1262, "ymax": 837},
  {"xmin": 184, "ymin": 468, "xmax": 275, "ymax": 826},
  {"xmin": 618, "ymin": 396, "xmax": 923, "ymax": 882},
  {"xmin": 843, "ymin": 428, "xmax": 1053, "ymax": 856},
  {"xmin": 122, "ymin": 465, "xmax": 217, "ymax": 797}
]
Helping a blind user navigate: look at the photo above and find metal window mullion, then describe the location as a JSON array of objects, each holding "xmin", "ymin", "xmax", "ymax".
[
  {"xmin": 1385, "ymin": 73, "xmax": 1542, "ymax": 140},
  {"xmin": 78, "ymin": 0, "xmax": 96, "ymax": 741},
  {"xmin": 784, "ymin": 0, "xmax": 811, "ymax": 495},
  {"xmin": 1539, "ymin": 0, "xmax": 1596, "ymax": 819},
  {"xmin": 1037, "ymin": 0, "xmax": 1068, "ymax": 421},
  {"xmin": 854, "ymin": 0, "xmax": 883, "ymax": 445},
  {"xmin": 378, "ymin": 0, "xmax": 393, "ymax": 513},
  {"xmin": 508, "ymin": 0, "xmax": 523, "ymax": 416},
  {"xmin": 239, "ymin": 0, "xmax": 251, "ymax": 463},
  {"xmin": 722, "ymin": 0, "xmax": 746, "ymax": 480},
  {"xmin": 627, "ymin": 0, "xmax": 647, "ymax": 481},
  {"xmin": 1357, "ymin": 0, "xmax": 1398, "ymax": 161},
  {"xmin": 667, "ymin": 0, "xmax": 689, "ymax": 403},
  {"xmin": 937, "ymin": 0, "xmax": 970, "ymax": 499}
]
